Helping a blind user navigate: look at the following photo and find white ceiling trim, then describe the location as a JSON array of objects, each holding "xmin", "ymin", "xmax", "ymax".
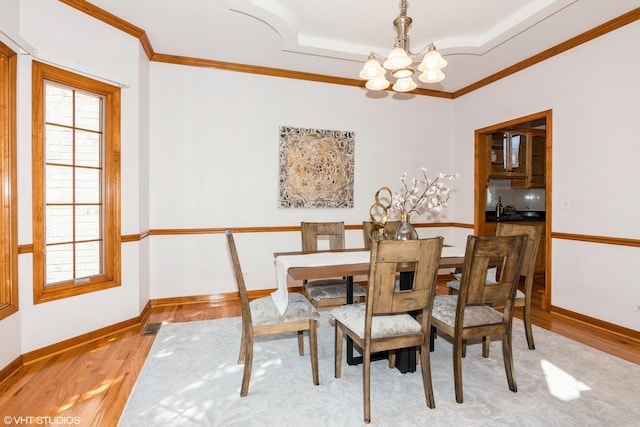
[
  {"xmin": 229, "ymin": 0, "xmax": 577, "ymax": 61},
  {"xmin": 437, "ymin": 0, "xmax": 577, "ymax": 54}
]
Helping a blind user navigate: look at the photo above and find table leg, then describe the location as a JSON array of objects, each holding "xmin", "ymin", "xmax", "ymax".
[
  {"xmin": 394, "ymin": 272, "xmax": 417, "ymax": 373},
  {"xmin": 430, "ymin": 326, "xmax": 436, "ymax": 352}
]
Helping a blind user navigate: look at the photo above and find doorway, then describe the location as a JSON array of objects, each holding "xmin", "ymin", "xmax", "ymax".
[{"xmin": 474, "ymin": 110, "xmax": 552, "ymax": 310}]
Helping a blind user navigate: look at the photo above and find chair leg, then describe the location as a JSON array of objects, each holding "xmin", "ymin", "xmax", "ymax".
[
  {"xmin": 240, "ymin": 334, "xmax": 253, "ymax": 397},
  {"xmin": 502, "ymin": 332, "xmax": 518, "ymax": 393},
  {"xmin": 297, "ymin": 330, "xmax": 305, "ymax": 356},
  {"xmin": 334, "ymin": 323, "xmax": 343, "ymax": 378},
  {"xmin": 309, "ymin": 320, "xmax": 319, "ymax": 386},
  {"xmin": 453, "ymin": 336, "xmax": 464, "ymax": 403},
  {"xmin": 420, "ymin": 342, "xmax": 435, "ymax": 409},
  {"xmin": 363, "ymin": 346, "xmax": 371, "ymax": 423},
  {"xmin": 238, "ymin": 326, "xmax": 247, "ymax": 364},
  {"xmin": 482, "ymin": 336, "xmax": 491, "ymax": 358},
  {"xmin": 523, "ymin": 303, "xmax": 535, "ymax": 350}
]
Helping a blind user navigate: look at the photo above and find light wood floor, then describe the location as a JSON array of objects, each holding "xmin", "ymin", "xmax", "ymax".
[{"xmin": 1, "ymin": 279, "xmax": 638, "ymax": 426}]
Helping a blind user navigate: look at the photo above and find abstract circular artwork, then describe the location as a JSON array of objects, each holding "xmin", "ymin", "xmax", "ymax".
[{"xmin": 279, "ymin": 126, "xmax": 354, "ymax": 208}]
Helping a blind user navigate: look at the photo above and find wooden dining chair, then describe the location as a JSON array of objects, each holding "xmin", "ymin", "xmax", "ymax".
[
  {"xmin": 447, "ymin": 223, "xmax": 542, "ymax": 354},
  {"xmin": 330, "ymin": 237, "xmax": 444, "ymax": 423},
  {"xmin": 432, "ymin": 234, "xmax": 525, "ymax": 404},
  {"xmin": 362, "ymin": 220, "xmax": 401, "ymax": 249},
  {"xmin": 301, "ymin": 221, "xmax": 366, "ymax": 308},
  {"xmin": 494, "ymin": 223, "xmax": 542, "ymax": 350},
  {"xmin": 225, "ymin": 229, "xmax": 320, "ymax": 397}
]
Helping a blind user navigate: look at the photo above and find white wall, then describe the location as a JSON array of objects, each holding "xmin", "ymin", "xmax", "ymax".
[
  {"xmin": 453, "ymin": 21, "xmax": 640, "ymax": 330},
  {"xmin": 148, "ymin": 63, "xmax": 458, "ymax": 298},
  {"xmin": 137, "ymin": 49, "xmax": 152, "ymax": 311}
]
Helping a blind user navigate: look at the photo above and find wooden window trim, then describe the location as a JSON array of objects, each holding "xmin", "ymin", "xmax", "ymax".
[
  {"xmin": 32, "ymin": 61, "xmax": 121, "ymax": 304},
  {"xmin": 0, "ymin": 43, "xmax": 18, "ymax": 319}
]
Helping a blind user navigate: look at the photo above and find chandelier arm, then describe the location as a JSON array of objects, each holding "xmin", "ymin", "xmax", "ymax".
[
  {"xmin": 405, "ymin": 42, "xmax": 436, "ymax": 60},
  {"xmin": 368, "ymin": 52, "xmax": 388, "ymax": 63}
]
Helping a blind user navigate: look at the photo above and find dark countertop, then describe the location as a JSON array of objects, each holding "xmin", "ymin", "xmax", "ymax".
[{"xmin": 486, "ymin": 211, "xmax": 545, "ymax": 222}]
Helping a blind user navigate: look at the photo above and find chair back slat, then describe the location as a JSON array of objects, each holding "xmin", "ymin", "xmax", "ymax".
[
  {"xmin": 496, "ymin": 222, "xmax": 542, "ymax": 291},
  {"xmin": 301, "ymin": 222, "xmax": 345, "ymax": 251},
  {"xmin": 367, "ymin": 237, "xmax": 443, "ymax": 316},
  {"xmin": 459, "ymin": 235, "xmax": 525, "ymax": 308}
]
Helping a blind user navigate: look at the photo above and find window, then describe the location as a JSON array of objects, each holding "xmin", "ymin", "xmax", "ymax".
[
  {"xmin": 0, "ymin": 42, "xmax": 18, "ymax": 319},
  {"xmin": 32, "ymin": 61, "xmax": 121, "ymax": 303}
]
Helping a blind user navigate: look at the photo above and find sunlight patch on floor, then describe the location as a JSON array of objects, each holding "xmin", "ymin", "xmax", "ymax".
[{"xmin": 541, "ymin": 359, "xmax": 591, "ymax": 401}]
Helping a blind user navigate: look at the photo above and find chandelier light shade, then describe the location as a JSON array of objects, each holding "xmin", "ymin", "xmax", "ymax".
[{"xmin": 359, "ymin": 0, "xmax": 447, "ymax": 92}]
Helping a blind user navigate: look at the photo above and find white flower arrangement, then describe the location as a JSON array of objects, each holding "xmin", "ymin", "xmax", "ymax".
[{"xmin": 392, "ymin": 168, "xmax": 459, "ymax": 217}]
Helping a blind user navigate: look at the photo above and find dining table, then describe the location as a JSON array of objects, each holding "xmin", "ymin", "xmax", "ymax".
[{"xmin": 273, "ymin": 245, "xmax": 466, "ymax": 373}]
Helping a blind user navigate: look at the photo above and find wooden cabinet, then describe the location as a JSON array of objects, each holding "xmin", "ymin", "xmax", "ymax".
[
  {"xmin": 529, "ymin": 131, "xmax": 546, "ymax": 188},
  {"xmin": 487, "ymin": 131, "xmax": 528, "ymax": 178},
  {"xmin": 486, "ymin": 129, "xmax": 545, "ymax": 188}
]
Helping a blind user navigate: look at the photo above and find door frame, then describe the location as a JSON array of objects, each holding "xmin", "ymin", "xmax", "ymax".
[{"xmin": 474, "ymin": 109, "xmax": 552, "ymax": 310}]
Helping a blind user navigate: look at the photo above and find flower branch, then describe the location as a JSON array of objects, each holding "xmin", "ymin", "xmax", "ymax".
[{"xmin": 392, "ymin": 168, "xmax": 459, "ymax": 217}]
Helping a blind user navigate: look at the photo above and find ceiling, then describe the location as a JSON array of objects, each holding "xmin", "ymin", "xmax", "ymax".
[{"xmin": 83, "ymin": 0, "xmax": 640, "ymax": 94}]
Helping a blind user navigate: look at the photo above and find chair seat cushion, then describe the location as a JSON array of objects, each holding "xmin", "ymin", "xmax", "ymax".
[
  {"xmin": 446, "ymin": 279, "xmax": 460, "ymax": 291},
  {"xmin": 304, "ymin": 280, "xmax": 367, "ymax": 302},
  {"xmin": 329, "ymin": 303, "xmax": 421, "ymax": 339},
  {"xmin": 452, "ymin": 267, "xmax": 497, "ymax": 283},
  {"xmin": 250, "ymin": 292, "xmax": 320, "ymax": 326},
  {"xmin": 446, "ymin": 280, "xmax": 525, "ymax": 300},
  {"xmin": 432, "ymin": 295, "xmax": 504, "ymax": 327}
]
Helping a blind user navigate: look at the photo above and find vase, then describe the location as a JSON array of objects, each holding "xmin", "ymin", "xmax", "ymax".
[{"xmin": 393, "ymin": 214, "xmax": 418, "ymax": 240}]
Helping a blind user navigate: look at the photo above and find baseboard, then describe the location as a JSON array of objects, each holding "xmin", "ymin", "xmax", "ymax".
[
  {"xmin": 148, "ymin": 287, "xmax": 307, "ymax": 308},
  {"xmin": 22, "ymin": 316, "xmax": 142, "ymax": 365},
  {"xmin": 550, "ymin": 304, "xmax": 640, "ymax": 342},
  {"xmin": 139, "ymin": 300, "xmax": 153, "ymax": 326},
  {"xmin": 150, "ymin": 291, "xmax": 243, "ymax": 308},
  {"xmin": 0, "ymin": 355, "xmax": 23, "ymax": 390}
]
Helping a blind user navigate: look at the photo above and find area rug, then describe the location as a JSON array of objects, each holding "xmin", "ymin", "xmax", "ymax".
[{"xmin": 118, "ymin": 313, "xmax": 640, "ymax": 426}]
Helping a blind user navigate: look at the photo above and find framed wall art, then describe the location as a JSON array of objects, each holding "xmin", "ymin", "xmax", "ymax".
[{"xmin": 279, "ymin": 126, "xmax": 354, "ymax": 208}]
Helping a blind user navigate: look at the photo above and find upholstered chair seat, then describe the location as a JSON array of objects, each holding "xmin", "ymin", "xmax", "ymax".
[
  {"xmin": 431, "ymin": 295, "xmax": 505, "ymax": 327},
  {"xmin": 330, "ymin": 303, "xmax": 421, "ymax": 339},
  {"xmin": 250, "ymin": 292, "xmax": 320, "ymax": 326},
  {"xmin": 304, "ymin": 280, "xmax": 367, "ymax": 306}
]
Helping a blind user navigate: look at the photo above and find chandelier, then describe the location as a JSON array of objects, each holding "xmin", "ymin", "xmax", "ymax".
[{"xmin": 359, "ymin": 0, "xmax": 447, "ymax": 92}]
